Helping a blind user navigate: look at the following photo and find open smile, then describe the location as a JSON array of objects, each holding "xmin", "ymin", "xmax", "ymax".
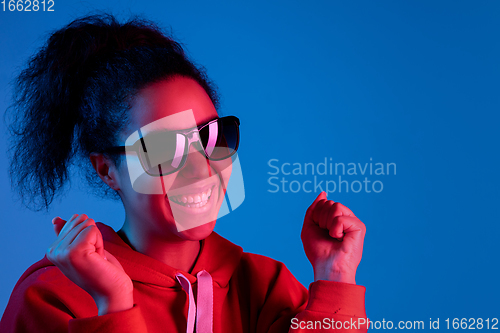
[{"xmin": 169, "ymin": 185, "xmax": 214, "ymax": 208}]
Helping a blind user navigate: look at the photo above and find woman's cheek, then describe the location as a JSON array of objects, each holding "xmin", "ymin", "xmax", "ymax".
[{"xmin": 214, "ymin": 160, "xmax": 233, "ymax": 195}]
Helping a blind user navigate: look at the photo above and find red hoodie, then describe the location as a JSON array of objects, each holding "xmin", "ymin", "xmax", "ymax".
[{"xmin": 0, "ymin": 223, "xmax": 368, "ymax": 332}]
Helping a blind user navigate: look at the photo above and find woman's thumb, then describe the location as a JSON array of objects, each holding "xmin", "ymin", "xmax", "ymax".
[
  {"xmin": 304, "ymin": 191, "xmax": 327, "ymax": 223},
  {"xmin": 52, "ymin": 217, "xmax": 66, "ymax": 236},
  {"xmin": 315, "ymin": 191, "xmax": 327, "ymax": 201}
]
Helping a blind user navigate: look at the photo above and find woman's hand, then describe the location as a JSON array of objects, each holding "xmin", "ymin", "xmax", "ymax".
[
  {"xmin": 46, "ymin": 214, "xmax": 134, "ymax": 315},
  {"xmin": 301, "ymin": 192, "xmax": 366, "ymax": 284}
]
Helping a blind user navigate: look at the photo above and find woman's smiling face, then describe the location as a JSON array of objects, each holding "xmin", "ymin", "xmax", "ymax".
[{"xmin": 115, "ymin": 75, "xmax": 232, "ymax": 241}]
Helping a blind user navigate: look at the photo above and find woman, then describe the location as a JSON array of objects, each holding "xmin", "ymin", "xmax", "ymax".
[{"xmin": 1, "ymin": 14, "xmax": 368, "ymax": 332}]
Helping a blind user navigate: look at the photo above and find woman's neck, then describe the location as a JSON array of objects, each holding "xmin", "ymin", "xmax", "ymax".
[{"xmin": 117, "ymin": 221, "xmax": 201, "ymax": 274}]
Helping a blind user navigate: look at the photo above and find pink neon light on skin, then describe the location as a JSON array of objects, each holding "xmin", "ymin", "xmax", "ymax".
[
  {"xmin": 124, "ymin": 112, "xmax": 231, "ymax": 232},
  {"xmin": 116, "ymin": 75, "xmax": 230, "ymax": 260}
]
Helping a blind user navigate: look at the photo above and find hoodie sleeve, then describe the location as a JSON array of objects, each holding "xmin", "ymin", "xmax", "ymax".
[
  {"xmin": 0, "ymin": 266, "xmax": 149, "ymax": 333},
  {"xmin": 288, "ymin": 280, "xmax": 369, "ymax": 332},
  {"xmin": 68, "ymin": 306, "xmax": 148, "ymax": 333},
  {"xmin": 248, "ymin": 256, "xmax": 368, "ymax": 333}
]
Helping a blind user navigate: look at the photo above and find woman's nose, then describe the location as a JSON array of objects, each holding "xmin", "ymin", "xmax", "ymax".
[{"xmin": 180, "ymin": 143, "xmax": 213, "ymax": 179}]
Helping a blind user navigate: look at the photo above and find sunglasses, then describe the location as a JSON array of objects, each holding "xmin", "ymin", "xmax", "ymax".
[{"xmin": 104, "ymin": 116, "xmax": 240, "ymax": 176}]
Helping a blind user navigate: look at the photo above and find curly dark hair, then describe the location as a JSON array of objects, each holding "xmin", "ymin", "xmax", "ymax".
[{"xmin": 6, "ymin": 13, "xmax": 221, "ymax": 211}]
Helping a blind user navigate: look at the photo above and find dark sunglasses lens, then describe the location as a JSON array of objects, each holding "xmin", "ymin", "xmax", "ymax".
[
  {"xmin": 139, "ymin": 131, "xmax": 186, "ymax": 176},
  {"xmin": 137, "ymin": 117, "xmax": 239, "ymax": 176},
  {"xmin": 199, "ymin": 118, "xmax": 239, "ymax": 160}
]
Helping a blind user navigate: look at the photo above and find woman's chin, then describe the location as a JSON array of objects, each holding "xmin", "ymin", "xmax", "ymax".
[{"xmin": 177, "ymin": 220, "xmax": 216, "ymax": 241}]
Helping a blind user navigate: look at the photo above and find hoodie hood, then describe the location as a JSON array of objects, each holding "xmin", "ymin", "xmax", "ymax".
[{"xmin": 97, "ymin": 223, "xmax": 243, "ymax": 289}]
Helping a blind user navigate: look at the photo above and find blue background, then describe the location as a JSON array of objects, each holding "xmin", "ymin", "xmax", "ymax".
[{"xmin": 1, "ymin": 0, "xmax": 499, "ymax": 328}]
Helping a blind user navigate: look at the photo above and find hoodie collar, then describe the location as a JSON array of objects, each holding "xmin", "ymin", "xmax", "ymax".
[{"xmin": 97, "ymin": 222, "xmax": 242, "ymax": 289}]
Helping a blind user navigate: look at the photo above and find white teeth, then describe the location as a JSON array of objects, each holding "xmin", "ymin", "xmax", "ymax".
[
  {"xmin": 170, "ymin": 188, "xmax": 213, "ymax": 207},
  {"xmin": 186, "ymin": 199, "xmax": 208, "ymax": 208}
]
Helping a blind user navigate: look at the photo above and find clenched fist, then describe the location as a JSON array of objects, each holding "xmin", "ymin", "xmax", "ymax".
[
  {"xmin": 46, "ymin": 214, "xmax": 134, "ymax": 315},
  {"xmin": 301, "ymin": 192, "xmax": 366, "ymax": 284}
]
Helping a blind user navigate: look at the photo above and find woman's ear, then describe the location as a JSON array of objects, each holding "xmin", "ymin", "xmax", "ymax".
[{"xmin": 89, "ymin": 153, "xmax": 121, "ymax": 191}]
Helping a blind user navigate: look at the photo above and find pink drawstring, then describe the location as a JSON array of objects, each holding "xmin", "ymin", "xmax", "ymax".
[
  {"xmin": 195, "ymin": 270, "xmax": 214, "ymax": 332},
  {"xmin": 176, "ymin": 270, "xmax": 214, "ymax": 333},
  {"xmin": 175, "ymin": 274, "xmax": 196, "ymax": 333}
]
